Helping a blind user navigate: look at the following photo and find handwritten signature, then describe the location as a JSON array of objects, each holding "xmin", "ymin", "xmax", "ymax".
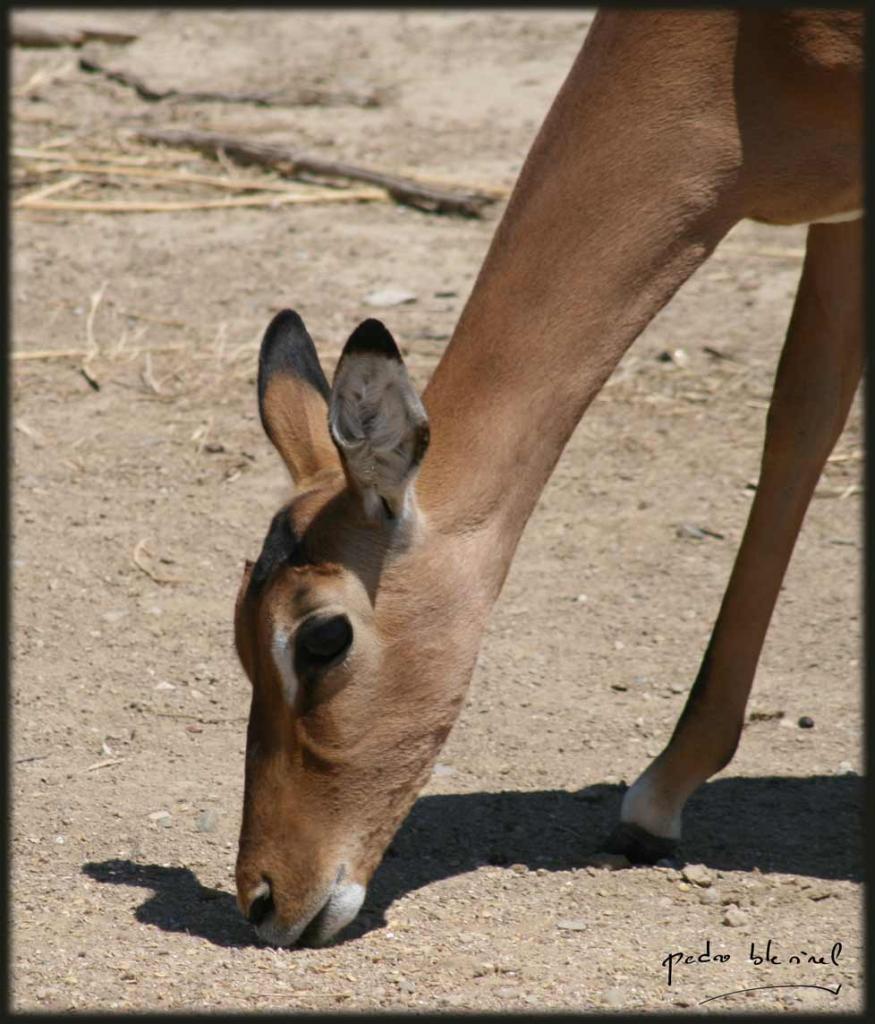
[{"xmin": 662, "ymin": 939, "xmax": 843, "ymax": 1003}]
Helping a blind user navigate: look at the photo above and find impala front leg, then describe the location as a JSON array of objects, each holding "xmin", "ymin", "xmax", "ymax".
[{"xmin": 611, "ymin": 219, "xmax": 863, "ymax": 862}]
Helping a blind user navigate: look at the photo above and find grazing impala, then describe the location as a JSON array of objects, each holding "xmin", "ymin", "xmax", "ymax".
[{"xmin": 233, "ymin": 9, "xmax": 862, "ymax": 946}]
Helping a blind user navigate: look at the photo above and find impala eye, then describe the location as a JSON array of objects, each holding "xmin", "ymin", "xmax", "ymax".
[{"xmin": 296, "ymin": 614, "xmax": 353, "ymax": 666}]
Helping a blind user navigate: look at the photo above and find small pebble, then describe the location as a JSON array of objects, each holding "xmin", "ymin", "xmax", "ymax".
[
  {"xmin": 699, "ymin": 888, "xmax": 720, "ymax": 905},
  {"xmin": 363, "ymin": 287, "xmax": 417, "ymax": 308},
  {"xmin": 397, "ymin": 977, "xmax": 415, "ymax": 994},
  {"xmin": 196, "ymin": 809, "xmax": 218, "ymax": 833},
  {"xmin": 556, "ymin": 918, "xmax": 588, "ymax": 932},
  {"xmin": 682, "ymin": 863, "xmax": 713, "ymax": 887},
  {"xmin": 798, "ymin": 716, "xmax": 815, "ymax": 729},
  {"xmin": 723, "ymin": 904, "xmax": 748, "ymax": 927}
]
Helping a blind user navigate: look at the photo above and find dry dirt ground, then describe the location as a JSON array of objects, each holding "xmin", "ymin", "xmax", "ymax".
[{"xmin": 10, "ymin": 8, "xmax": 863, "ymax": 1015}]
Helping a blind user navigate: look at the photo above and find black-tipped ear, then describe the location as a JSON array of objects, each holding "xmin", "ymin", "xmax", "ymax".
[
  {"xmin": 256, "ymin": 309, "xmax": 340, "ymax": 485},
  {"xmin": 328, "ymin": 319, "xmax": 429, "ymax": 521},
  {"xmin": 258, "ymin": 310, "xmax": 330, "ymax": 428},
  {"xmin": 342, "ymin": 318, "xmax": 402, "ymax": 361}
]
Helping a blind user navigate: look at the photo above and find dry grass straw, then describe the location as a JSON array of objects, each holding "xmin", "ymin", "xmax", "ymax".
[
  {"xmin": 15, "ymin": 174, "xmax": 84, "ymax": 205},
  {"xmin": 16, "ymin": 188, "xmax": 386, "ymax": 213},
  {"xmin": 17, "ymin": 160, "xmax": 320, "ymax": 194},
  {"xmin": 131, "ymin": 540, "xmax": 183, "ymax": 584}
]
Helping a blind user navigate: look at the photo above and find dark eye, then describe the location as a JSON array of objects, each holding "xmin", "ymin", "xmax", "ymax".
[{"xmin": 295, "ymin": 614, "xmax": 353, "ymax": 668}]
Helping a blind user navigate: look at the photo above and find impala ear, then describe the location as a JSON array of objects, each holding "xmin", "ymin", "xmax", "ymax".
[
  {"xmin": 328, "ymin": 319, "xmax": 430, "ymax": 521},
  {"xmin": 258, "ymin": 310, "xmax": 342, "ymax": 486}
]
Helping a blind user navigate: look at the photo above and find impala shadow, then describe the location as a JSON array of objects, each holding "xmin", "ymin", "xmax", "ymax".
[{"xmin": 82, "ymin": 773, "xmax": 861, "ymax": 949}]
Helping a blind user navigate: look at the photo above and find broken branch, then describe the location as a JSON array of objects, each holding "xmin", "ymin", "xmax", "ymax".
[
  {"xmin": 135, "ymin": 128, "xmax": 496, "ymax": 217},
  {"xmin": 78, "ymin": 57, "xmax": 384, "ymax": 108},
  {"xmin": 12, "ymin": 22, "xmax": 138, "ymax": 47}
]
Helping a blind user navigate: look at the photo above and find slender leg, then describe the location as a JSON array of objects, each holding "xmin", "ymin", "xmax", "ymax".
[{"xmin": 609, "ymin": 219, "xmax": 863, "ymax": 862}]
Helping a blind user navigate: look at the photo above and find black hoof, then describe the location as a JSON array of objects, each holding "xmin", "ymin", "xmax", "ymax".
[{"xmin": 603, "ymin": 822, "xmax": 680, "ymax": 865}]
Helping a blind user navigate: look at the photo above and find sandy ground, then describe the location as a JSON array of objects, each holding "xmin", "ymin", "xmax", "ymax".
[{"xmin": 10, "ymin": 9, "xmax": 863, "ymax": 1014}]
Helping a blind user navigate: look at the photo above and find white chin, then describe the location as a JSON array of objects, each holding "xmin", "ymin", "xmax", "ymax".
[
  {"xmin": 255, "ymin": 882, "xmax": 366, "ymax": 948},
  {"xmin": 309, "ymin": 882, "xmax": 366, "ymax": 945}
]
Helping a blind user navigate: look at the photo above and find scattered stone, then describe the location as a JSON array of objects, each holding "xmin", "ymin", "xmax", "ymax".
[
  {"xmin": 657, "ymin": 348, "xmax": 689, "ymax": 367},
  {"xmin": 556, "ymin": 919, "xmax": 588, "ymax": 932},
  {"xmin": 148, "ymin": 810, "xmax": 171, "ymax": 827},
  {"xmin": 681, "ymin": 863, "xmax": 713, "ymax": 887},
  {"xmin": 196, "ymin": 809, "xmax": 218, "ymax": 833},
  {"xmin": 397, "ymin": 977, "xmax": 415, "ymax": 994},
  {"xmin": 807, "ymin": 887, "xmax": 833, "ymax": 902},
  {"xmin": 101, "ymin": 609, "xmax": 127, "ymax": 624},
  {"xmin": 432, "ymin": 762, "xmax": 456, "ymax": 777},
  {"xmin": 203, "ymin": 442, "xmax": 225, "ymax": 454},
  {"xmin": 610, "ymin": 682, "xmax": 628, "ymax": 691},
  {"xmin": 838, "ymin": 761, "xmax": 856, "ymax": 775},
  {"xmin": 748, "ymin": 709, "xmax": 785, "ymax": 722},
  {"xmin": 583, "ymin": 852, "xmax": 631, "ymax": 871},
  {"xmin": 154, "ymin": 681, "xmax": 175, "ymax": 691},
  {"xmin": 798, "ymin": 716, "xmax": 815, "ymax": 729},
  {"xmin": 723, "ymin": 904, "xmax": 748, "ymax": 927},
  {"xmin": 675, "ymin": 522, "xmax": 724, "ymax": 541},
  {"xmin": 699, "ymin": 888, "xmax": 720, "ymax": 905},
  {"xmin": 510, "ymin": 863, "xmax": 527, "ymax": 875},
  {"xmin": 363, "ymin": 287, "xmax": 417, "ymax": 308}
]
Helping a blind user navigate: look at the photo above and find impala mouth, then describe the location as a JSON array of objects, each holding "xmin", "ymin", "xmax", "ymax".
[{"xmin": 251, "ymin": 875, "xmax": 366, "ymax": 948}]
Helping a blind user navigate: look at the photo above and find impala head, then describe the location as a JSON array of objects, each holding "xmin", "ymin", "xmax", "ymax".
[{"xmin": 234, "ymin": 310, "xmax": 486, "ymax": 947}]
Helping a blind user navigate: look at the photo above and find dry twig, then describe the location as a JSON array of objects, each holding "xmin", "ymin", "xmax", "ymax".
[
  {"xmin": 12, "ymin": 22, "xmax": 138, "ymax": 47},
  {"xmin": 136, "ymin": 127, "xmax": 496, "ymax": 217},
  {"xmin": 79, "ymin": 57, "xmax": 384, "ymax": 108}
]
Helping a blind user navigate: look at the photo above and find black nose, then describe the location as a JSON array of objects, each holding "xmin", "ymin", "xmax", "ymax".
[
  {"xmin": 247, "ymin": 886, "xmax": 274, "ymax": 926},
  {"xmin": 297, "ymin": 614, "xmax": 353, "ymax": 662}
]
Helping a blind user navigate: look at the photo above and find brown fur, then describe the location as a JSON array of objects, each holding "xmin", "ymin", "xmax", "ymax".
[{"xmin": 234, "ymin": 9, "xmax": 862, "ymax": 940}]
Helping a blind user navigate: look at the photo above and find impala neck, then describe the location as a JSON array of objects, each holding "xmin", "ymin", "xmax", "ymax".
[{"xmin": 418, "ymin": 10, "xmax": 743, "ymax": 598}]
